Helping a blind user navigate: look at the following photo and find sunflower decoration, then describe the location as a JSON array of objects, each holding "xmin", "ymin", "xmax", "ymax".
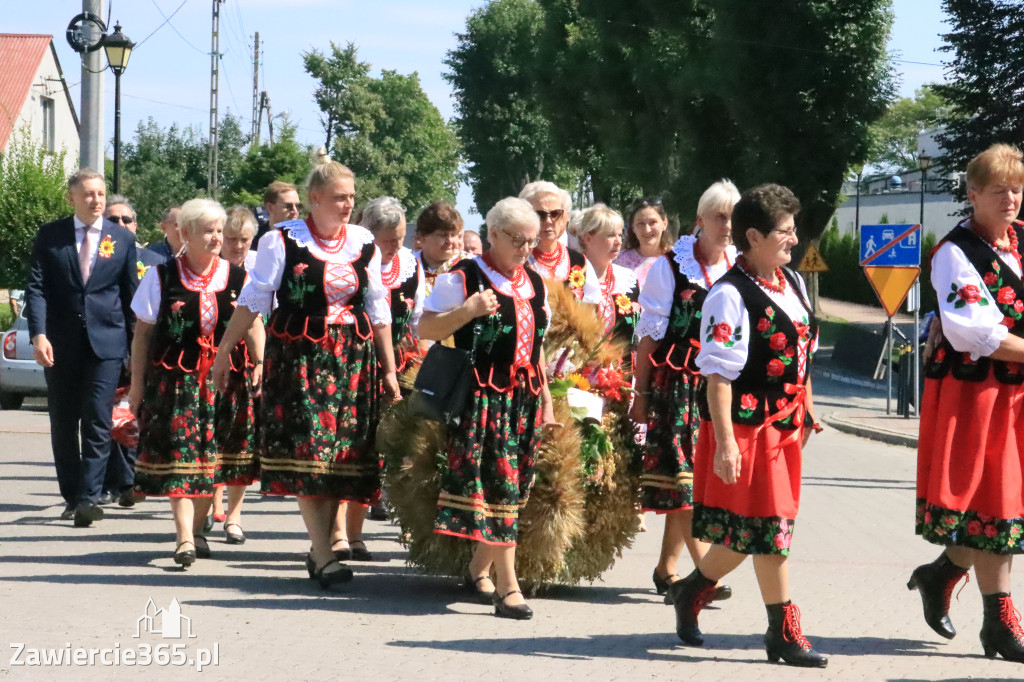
[
  {"xmin": 98, "ymin": 235, "xmax": 116, "ymax": 258},
  {"xmin": 567, "ymin": 265, "xmax": 586, "ymax": 299},
  {"xmin": 137, "ymin": 261, "xmax": 150, "ymax": 280},
  {"xmin": 615, "ymin": 294, "xmax": 634, "ymax": 316},
  {"xmin": 568, "ymin": 372, "xmax": 591, "ymax": 392}
]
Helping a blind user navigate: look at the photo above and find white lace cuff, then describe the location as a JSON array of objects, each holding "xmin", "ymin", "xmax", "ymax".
[
  {"xmin": 635, "ymin": 311, "xmax": 669, "ymax": 341},
  {"xmin": 238, "ymin": 285, "xmax": 273, "ymax": 316}
]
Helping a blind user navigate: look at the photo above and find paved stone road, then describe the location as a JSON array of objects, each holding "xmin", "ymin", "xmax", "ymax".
[{"xmin": 0, "ymin": 400, "xmax": 1021, "ymax": 681}]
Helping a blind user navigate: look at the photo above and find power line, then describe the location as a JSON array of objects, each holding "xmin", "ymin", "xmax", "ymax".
[
  {"xmin": 147, "ymin": 0, "xmax": 207, "ymax": 54},
  {"xmin": 135, "ymin": 0, "xmax": 191, "ymax": 50}
]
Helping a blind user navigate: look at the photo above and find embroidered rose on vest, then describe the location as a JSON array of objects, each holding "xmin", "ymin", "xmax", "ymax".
[
  {"xmin": 769, "ymin": 332, "xmax": 787, "ymax": 351},
  {"xmin": 98, "ymin": 235, "xmax": 115, "ymax": 258},
  {"xmin": 293, "ymin": 263, "xmax": 309, "ymax": 276},
  {"xmin": 997, "ymin": 286, "xmax": 1016, "ymax": 305},
  {"xmin": 757, "ymin": 317, "xmax": 771, "ymax": 332},
  {"xmin": 738, "ymin": 393, "xmax": 757, "ymax": 419},
  {"xmin": 170, "ymin": 301, "xmax": 185, "ymax": 313},
  {"xmin": 680, "ymin": 288, "xmax": 695, "ymax": 302},
  {"xmin": 288, "ymin": 261, "xmax": 317, "ymax": 306},
  {"xmin": 767, "ymin": 358, "xmax": 786, "ymax": 377}
]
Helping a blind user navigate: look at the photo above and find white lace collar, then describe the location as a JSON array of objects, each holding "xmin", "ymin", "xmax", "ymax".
[
  {"xmin": 383, "ymin": 247, "xmax": 418, "ymax": 284},
  {"xmin": 476, "ymin": 256, "xmax": 536, "ymax": 300},
  {"xmin": 672, "ymin": 235, "xmax": 737, "ymax": 289},
  {"xmin": 279, "ymin": 219, "xmax": 374, "ymax": 262}
]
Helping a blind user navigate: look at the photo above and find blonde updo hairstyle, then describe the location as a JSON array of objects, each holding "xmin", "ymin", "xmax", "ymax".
[
  {"xmin": 177, "ymin": 198, "xmax": 227, "ymax": 238},
  {"xmin": 305, "ymin": 147, "xmax": 355, "ymax": 197},
  {"xmin": 578, "ymin": 203, "xmax": 624, "ymax": 241}
]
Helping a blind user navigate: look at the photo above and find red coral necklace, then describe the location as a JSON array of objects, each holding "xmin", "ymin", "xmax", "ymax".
[
  {"xmin": 737, "ymin": 255, "xmax": 786, "ymax": 294},
  {"xmin": 483, "ymin": 253, "xmax": 527, "ymax": 291},
  {"xmin": 693, "ymin": 240, "xmax": 731, "ymax": 289},
  {"xmin": 381, "ymin": 252, "xmax": 402, "ymax": 288},
  {"xmin": 974, "ymin": 222, "xmax": 1022, "ymax": 268},
  {"xmin": 308, "ymin": 218, "xmax": 347, "ymax": 254},
  {"xmin": 600, "ymin": 264, "xmax": 616, "ymax": 297},
  {"xmin": 180, "ymin": 256, "xmax": 217, "ymax": 289},
  {"xmin": 532, "ymin": 242, "xmax": 564, "ymax": 268}
]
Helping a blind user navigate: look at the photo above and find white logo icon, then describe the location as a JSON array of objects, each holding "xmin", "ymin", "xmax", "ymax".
[{"xmin": 134, "ymin": 598, "xmax": 196, "ymax": 639}]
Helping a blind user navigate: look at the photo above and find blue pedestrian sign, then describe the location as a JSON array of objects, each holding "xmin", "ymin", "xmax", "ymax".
[{"xmin": 859, "ymin": 224, "xmax": 921, "ymax": 267}]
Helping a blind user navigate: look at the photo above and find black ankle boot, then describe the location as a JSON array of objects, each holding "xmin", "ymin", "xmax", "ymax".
[
  {"xmin": 980, "ymin": 592, "xmax": 1024, "ymax": 662},
  {"xmin": 906, "ymin": 552, "xmax": 969, "ymax": 639},
  {"xmin": 764, "ymin": 602, "xmax": 828, "ymax": 668},
  {"xmin": 668, "ymin": 569, "xmax": 717, "ymax": 646}
]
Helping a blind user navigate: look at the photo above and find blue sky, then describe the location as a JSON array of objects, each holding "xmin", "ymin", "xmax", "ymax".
[{"xmin": 11, "ymin": 1, "xmax": 949, "ymax": 220}]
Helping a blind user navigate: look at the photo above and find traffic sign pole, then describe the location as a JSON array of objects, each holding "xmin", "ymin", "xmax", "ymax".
[{"xmin": 886, "ymin": 319, "xmax": 893, "ymax": 415}]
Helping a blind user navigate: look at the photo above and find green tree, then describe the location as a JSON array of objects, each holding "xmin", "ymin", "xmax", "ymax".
[
  {"xmin": 224, "ymin": 116, "xmax": 312, "ymax": 206},
  {"xmin": 446, "ymin": 0, "xmax": 577, "ymax": 213},
  {"xmin": 0, "ymin": 130, "xmax": 69, "ymax": 288},
  {"xmin": 934, "ymin": 0, "xmax": 1024, "ymax": 200},
  {"xmin": 867, "ymin": 85, "xmax": 954, "ymax": 173},
  {"xmin": 304, "ymin": 45, "xmax": 463, "ymax": 213}
]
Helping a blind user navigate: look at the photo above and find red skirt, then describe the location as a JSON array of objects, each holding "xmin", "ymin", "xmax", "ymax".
[
  {"xmin": 691, "ymin": 420, "xmax": 802, "ymax": 555},
  {"xmin": 916, "ymin": 374, "xmax": 1024, "ymax": 553}
]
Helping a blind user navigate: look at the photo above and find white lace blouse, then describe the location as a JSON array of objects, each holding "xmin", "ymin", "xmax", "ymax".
[
  {"xmin": 425, "ymin": 256, "xmax": 551, "ymax": 322},
  {"xmin": 696, "ymin": 270, "xmax": 817, "ymax": 381},
  {"xmin": 385, "ymin": 247, "xmax": 425, "ymax": 332},
  {"xmin": 236, "ymin": 220, "xmax": 391, "ymax": 326},
  {"xmin": 636, "ymin": 235, "xmax": 738, "ymax": 341},
  {"xmin": 930, "ymin": 238, "xmax": 1018, "ymax": 360}
]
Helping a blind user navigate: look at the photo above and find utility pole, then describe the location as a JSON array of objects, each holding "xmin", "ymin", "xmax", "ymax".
[
  {"xmin": 255, "ymin": 91, "xmax": 268, "ymax": 146},
  {"xmin": 207, "ymin": 0, "xmax": 223, "ymax": 197},
  {"xmin": 79, "ymin": 0, "xmax": 104, "ymax": 173},
  {"xmin": 264, "ymin": 93, "xmax": 274, "ymax": 144},
  {"xmin": 251, "ymin": 32, "xmax": 260, "ymax": 141}
]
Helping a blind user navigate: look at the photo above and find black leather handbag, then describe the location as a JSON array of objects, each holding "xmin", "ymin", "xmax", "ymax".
[{"xmin": 409, "ymin": 320, "xmax": 481, "ymax": 427}]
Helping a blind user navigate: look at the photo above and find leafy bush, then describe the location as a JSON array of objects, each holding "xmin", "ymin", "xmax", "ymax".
[{"xmin": 0, "ymin": 130, "xmax": 69, "ymax": 288}]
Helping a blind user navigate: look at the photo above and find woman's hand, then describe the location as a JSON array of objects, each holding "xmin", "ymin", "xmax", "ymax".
[
  {"xmin": 382, "ymin": 371, "xmax": 401, "ymax": 405},
  {"xmin": 465, "ymin": 289, "xmax": 499, "ymax": 319},
  {"xmin": 128, "ymin": 382, "xmax": 144, "ymax": 418},
  {"xmin": 923, "ymin": 315, "xmax": 944, "ymax": 363},
  {"xmin": 211, "ymin": 353, "xmax": 232, "ymax": 394},
  {"xmin": 713, "ymin": 439, "xmax": 742, "ymax": 484},
  {"xmin": 628, "ymin": 393, "xmax": 648, "ymax": 425},
  {"xmin": 250, "ymin": 363, "xmax": 263, "ymax": 397}
]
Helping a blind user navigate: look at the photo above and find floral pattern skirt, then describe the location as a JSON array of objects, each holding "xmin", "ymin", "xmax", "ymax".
[
  {"xmin": 215, "ymin": 367, "xmax": 259, "ymax": 486},
  {"xmin": 434, "ymin": 374, "xmax": 543, "ymax": 546},
  {"xmin": 258, "ymin": 325, "xmax": 381, "ymax": 503},
  {"xmin": 692, "ymin": 419, "xmax": 802, "ymax": 556},
  {"xmin": 134, "ymin": 366, "xmax": 219, "ymax": 497},
  {"xmin": 916, "ymin": 375, "xmax": 1024, "ymax": 554},
  {"xmin": 640, "ymin": 366, "xmax": 702, "ymax": 512}
]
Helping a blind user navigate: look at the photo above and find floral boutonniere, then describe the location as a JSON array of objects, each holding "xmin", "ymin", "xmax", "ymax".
[
  {"xmin": 98, "ymin": 235, "xmax": 116, "ymax": 259},
  {"xmin": 568, "ymin": 265, "xmax": 586, "ymax": 300},
  {"xmin": 136, "ymin": 260, "xmax": 150, "ymax": 280}
]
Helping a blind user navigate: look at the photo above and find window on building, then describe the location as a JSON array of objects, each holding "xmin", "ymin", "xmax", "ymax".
[{"xmin": 41, "ymin": 97, "xmax": 55, "ymax": 153}]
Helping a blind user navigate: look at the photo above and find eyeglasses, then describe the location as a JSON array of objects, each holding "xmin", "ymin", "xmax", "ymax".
[
  {"xmin": 280, "ymin": 203, "xmax": 301, "ymax": 211},
  {"xmin": 501, "ymin": 229, "xmax": 541, "ymax": 249},
  {"xmin": 108, "ymin": 215, "xmax": 135, "ymax": 225},
  {"xmin": 770, "ymin": 228, "xmax": 797, "ymax": 239},
  {"xmin": 535, "ymin": 209, "xmax": 565, "ymax": 222}
]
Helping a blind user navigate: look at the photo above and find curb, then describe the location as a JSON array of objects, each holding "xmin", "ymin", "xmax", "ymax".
[{"xmin": 822, "ymin": 412, "xmax": 918, "ymax": 449}]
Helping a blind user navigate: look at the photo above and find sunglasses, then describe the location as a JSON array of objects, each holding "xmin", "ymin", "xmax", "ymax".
[
  {"xmin": 535, "ymin": 209, "xmax": 564, "ymax": 222},
  {"xmin": 280, "ymin": 202, "xmax": 301, "ymax": 211},
  {"xmin": 632, "ymin": 196, "xmax": 664, "ymax": 211},
  {"xmin": 108, "ymin": 215, "xmax": 135, "ymax": 225}
]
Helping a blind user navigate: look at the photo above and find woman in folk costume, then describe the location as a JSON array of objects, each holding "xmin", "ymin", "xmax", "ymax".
[
  {"xmin": 327, "ymin": 196, "xmax": 425, "ymax": 563},
  {"xmin": 414, "ymin": 200, "xmax": 464, "ymax": 296},
  {"xmin": 630, "ymin": 180, "xmax": 739, "ymax": 603},
  {"xmin": 670, "ymin": 184, "xmax": 826, "ymax": 668},
  {"xmin": 912, "ymin": 143, "xmax": 1024, "ymax": 662},
  {"xmin": 129, "ymin": 199, "xmax": 255, "ymax": 568},
  {"xmin": 520, "ymin": 181, "xmax": 601, "ymax": 304},
  {"xmin": 615, "ymin": 196, "xmax": 675, "ymax": 288},
  {"xmin": 419, "ymin": 197, "xmax": 556, "ymax": 620},
  {"xmin": 578, "ymin": 204, "xmax": 640, "ymax": 344},
  {"xmin": 212, "ymin": 152, "xmax": 399, "ymax": 589}
]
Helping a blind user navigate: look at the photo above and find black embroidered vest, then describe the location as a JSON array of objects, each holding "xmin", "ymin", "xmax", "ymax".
[
  {"xmin": 450, "ymin": 259, "xmax": 548, "ymax": 394},
  {"xmin": 924, "ymin": 222, "xmax": 1024, "ymax": 384},
  {"xmin": 389, "ymin": 259, "xmax": 421, "ymax": 371},
  {"xmin": 268, "ymin": 223, "xmax": 375, "ymax": 341},
  {"xmin": 700, "ymin": 267, "xmax": 818, "ymax": 430},
  {"xmin": 650, "ymin": 252, "xmax": 708, "ymax": 372},
  {"xmin": 151, "ymin": 260, "xmax": 248, "ymax": 372}
]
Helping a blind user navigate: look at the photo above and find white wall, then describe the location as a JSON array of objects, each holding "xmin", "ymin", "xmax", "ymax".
[
  {"xmin": 832, "ymin": 191, "xmax": 967, "ymax": 240},
  {"xmin": 16, "ymin": 43, "xmax": 79, "ymax": 176}
]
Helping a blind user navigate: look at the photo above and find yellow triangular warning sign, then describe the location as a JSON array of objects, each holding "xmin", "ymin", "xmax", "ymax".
[
  {"xmin": 864, "ymin": 266, "xmax": 920, "ymax": 317},
  {"xmin": 797, "ymin": 244, "xmax": 829, "ymax": 273}
]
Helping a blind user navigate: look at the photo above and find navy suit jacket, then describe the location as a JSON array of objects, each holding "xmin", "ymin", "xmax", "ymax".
[{"xmin": 25, "ymin": 216, "xmax": 139, "ymax": 361}]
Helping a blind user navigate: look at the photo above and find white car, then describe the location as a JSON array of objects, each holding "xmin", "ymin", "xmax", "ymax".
[{"xmin": 0, "ymin": 309, "xmax": 47, "ymax": 409}]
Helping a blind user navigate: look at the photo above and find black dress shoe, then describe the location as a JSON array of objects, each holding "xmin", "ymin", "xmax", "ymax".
[
  {"xmin": 494, "ymin": 590, "xmax": 533, "ymax": 620},
  {"xmin": 714, "ymin": 584, "xmax": 733, "ymax": 601},
  {"xmin": 59, "ymin": 503, "xmax": 75, "ymax": 520},
  {"xmin": 464, "ymin": 573, "xmax": 496, "ymax": 605},
  {"xmin": 349, "ymin": 540, "xmax": 372, "ymax": 561},
  {"xmin": 315, "ymin": 560, "xmax": 354, "ymax": 589},
  {"xmin": 73, "ymin": 503, "xmax": 104, "ymax": 528},
  {"xmin": 174, "ymin": 541, "xmax": 196, "ymax": 568},
  {"xmin": 202, "ymin": 514, "xmax": 215, "ymax": 534},
  {"xmin": 96, "ymin": 491, "xmax": 116, "ymax": 506},
  {"xmin": 224, "ymin": 523, "xmax": 246, "ymax": 545},
  {"xmin": 117, "ymin": 489, "xmax": 137, "ymax": 508},
  {"xmin": 194, "ymin": 535, "xmax": 212, "ymax": 559}
]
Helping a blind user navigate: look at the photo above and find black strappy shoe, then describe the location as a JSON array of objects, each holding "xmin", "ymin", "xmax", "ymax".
[
  {"xmin": 494, "ymin": 590, "xmax": 533, "ymax": 620},
  {"xmin": 464, "ymin": 573, "xmax": 496, "ymax": 604}
]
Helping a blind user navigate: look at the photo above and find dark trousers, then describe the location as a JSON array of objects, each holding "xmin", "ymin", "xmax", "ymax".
[
  {"xmin": 44, "ymin": 338, "xmax": 123, "ymax": 506},
  {"xmin": 103, "ymin": 443, "xmax": 137, "ymax": 492}
]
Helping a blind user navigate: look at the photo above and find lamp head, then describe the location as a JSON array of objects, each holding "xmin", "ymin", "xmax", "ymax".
[
  {"xmin": 918, "ymin": 151, "xmax": 933, "ymax": 172},
  {"xmin": 102, "ymin": 22, "xmax": 134, "ymax": 75}
]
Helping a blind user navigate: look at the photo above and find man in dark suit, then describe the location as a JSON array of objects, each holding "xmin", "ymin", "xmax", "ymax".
[{"xmin": 24, "ymin": 169, "xmax": 139, "ymax": 527}]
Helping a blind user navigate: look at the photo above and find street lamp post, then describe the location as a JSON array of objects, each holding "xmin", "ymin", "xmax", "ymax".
[{"xmin": 101, "ymin": 23, "xmax": 134, "ymax": 194}]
